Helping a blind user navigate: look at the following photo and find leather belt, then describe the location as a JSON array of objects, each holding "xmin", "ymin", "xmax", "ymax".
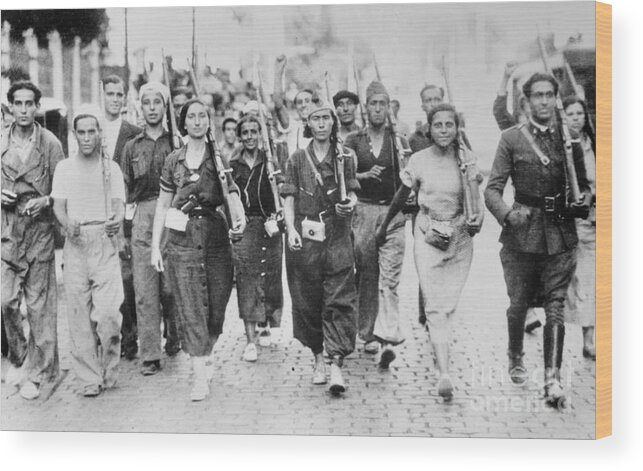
[{"xmin": 514, "ymin": 192, "xmax": 563, "ymax": 214}]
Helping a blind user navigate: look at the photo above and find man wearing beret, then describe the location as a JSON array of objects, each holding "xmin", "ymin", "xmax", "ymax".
[
  {"xmin": 120, "ymin": 82, "xmax": 181, "ymax": 376},
  {"xmin": 52, "ymin": 107, "xmax": 126, "ymax": 397},
  {"xmin": 485, "ymin": 72, "xmax": 591, "ymax": 406},
  {"xmin": 333, "ymin": 90, "xmax": 361, "ymax": 142},
  {"xmin": 344, "ymin": 81, "xmax": 409, "ymax": 369}
]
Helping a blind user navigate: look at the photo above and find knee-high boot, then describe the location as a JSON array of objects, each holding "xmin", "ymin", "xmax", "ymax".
[
  {"xmin": 543, "ymin": 323, "xmax": 566, "ymax": 405},
  {"xmin": 507, "ymin": 313, "xmax": 527, "ymax": 384}
]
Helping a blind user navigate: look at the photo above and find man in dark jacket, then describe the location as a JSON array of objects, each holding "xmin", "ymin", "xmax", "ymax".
[
  {"xmin": 1, "ymin": 81, "xmax": 64, "ymax": 399},
  {"xmin": 101, "ymin": 75, "xmax": 142, "ymax": 360},
  {"xmin": 484, "ymin": 72, "xmax": 591, "ymax": 406}
]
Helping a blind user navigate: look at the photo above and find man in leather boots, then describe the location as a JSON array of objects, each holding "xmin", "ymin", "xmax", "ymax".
[{"xmin": 484, "ymin": 73, "xmax": 591, "ymax": 406}]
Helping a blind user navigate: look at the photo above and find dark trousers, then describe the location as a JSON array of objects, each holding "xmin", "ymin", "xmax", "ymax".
[
  {"xmin": 119, "ymin": 252, "xmax": 138, "ymax": 357},
  {"xmin": 288, "ymin": 215, "xmax": 358, "ymax": 358},
  {"xmin": 500, "ymin": 246, "xmax": 576, "ymax": 355}
]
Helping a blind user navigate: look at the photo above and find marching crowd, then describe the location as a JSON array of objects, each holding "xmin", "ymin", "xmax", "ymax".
[{"xmin": 1, "ymin": 55, "xmax": 595, "ymax": 409}]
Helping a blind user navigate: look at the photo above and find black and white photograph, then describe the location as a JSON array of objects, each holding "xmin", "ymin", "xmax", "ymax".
[{"xmin": 1, "ymin": 1, "xmax": 599, "ymax": 438}]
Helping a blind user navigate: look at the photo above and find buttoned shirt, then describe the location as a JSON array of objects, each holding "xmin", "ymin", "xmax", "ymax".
[
  {"xmin": 120, "ymin": 130, "xmax": 176, "ymax": 203},
  {"xmin": 9, "ymin": 126, "xmax": 36, "ymax": 163},
  {"xmin": 484, "ymin": 121, "xmax": 590, "ymax": 255},
  {"xmin": 230, "ymin": 147, "xmax": 284, "ymax": 218},
  {"xmin": 280, "ymin": 142, "xmax": 359, "ymax": 218},
  {"xmin": 159, "ymin": 145, "xmax": 225, "ymax": 218}
]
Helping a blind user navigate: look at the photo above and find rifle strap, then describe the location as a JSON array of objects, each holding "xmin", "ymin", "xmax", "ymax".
[
  {"xmin": 303, "ymin": 148, "xmax": 325, "ymax": 188},
  {"xmin": 519, "ymin": 124, "xmax": 551, "ymax": 166}
]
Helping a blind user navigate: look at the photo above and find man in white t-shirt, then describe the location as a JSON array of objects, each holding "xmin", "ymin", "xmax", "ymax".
[
  {"xmin": 283, "ymin": 89, "xmax": 313, "ymax": 155},
  {"xmin": 52, "ymin": 109, "xmax": 126, "ymax": 397}
]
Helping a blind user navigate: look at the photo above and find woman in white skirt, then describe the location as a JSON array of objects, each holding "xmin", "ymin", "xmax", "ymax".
[
  {"xmin": 376, "ymin": 103, "xmax": 483, "ymax": 401},
  {"xmin": 563, "ymin": 96, "xmax": 596, "ymax": 360}
]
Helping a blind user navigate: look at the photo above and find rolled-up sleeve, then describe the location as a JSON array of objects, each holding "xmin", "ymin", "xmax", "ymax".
[
  {"xmin": 159, "ymin": 152, "xmax": 177, "ymax": 193},
  {"xmin": 484, "ymin": 133, "xmax": 513, "ymax": 225}
]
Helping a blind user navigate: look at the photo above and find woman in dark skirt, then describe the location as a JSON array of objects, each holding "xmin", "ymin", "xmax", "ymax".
[
  {"xmin": 230, "ymin": 115, "xmax": 284, "ymax": 362},
  {"xmin": 151, "ymin": 98, "xmax": 244, "ymax": 401}
]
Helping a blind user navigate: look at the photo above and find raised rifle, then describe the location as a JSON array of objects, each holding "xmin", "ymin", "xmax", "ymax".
[
  {"xmin": 440, "ymin": 56, "xmax": 483, "ymax": 224},
  {"xmin": 537, "ymin": 35, "xmax": 584, "ymax": 206},
  {"xmin": 256, "ymin": 66, "xmax": 285, "ymax": 226},
  {"xmin": 324, "ymin": 71, "xmax": 351, "ymax": 203},
  {"xmin": 160, "ymin": 51, "xmax": 183, "ymax": 150},
  {"xmin": 186, "ymin": 61, "xmax": 245, "ymax": 231},
  {"xmin": 98, "ymin": 80, "xmax": 113, "ymax": 222},
  {"xmin": 351, "ymin": 61, "xmax": 367, "ymax": 128}
]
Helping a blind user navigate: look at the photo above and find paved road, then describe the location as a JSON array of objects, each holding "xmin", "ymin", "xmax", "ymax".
[{"xmin": 0, "ymin": 213, "xmax": 595, "ymax": 437}]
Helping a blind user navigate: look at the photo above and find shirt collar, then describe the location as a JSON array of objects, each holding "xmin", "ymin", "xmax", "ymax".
[
  {"xmin": 10, "ymin": 124, "xmax": 37, "ymax": 146},
  {"xmin": 529, "ymin": 118, "xmax": 554, "ymax": 134}
]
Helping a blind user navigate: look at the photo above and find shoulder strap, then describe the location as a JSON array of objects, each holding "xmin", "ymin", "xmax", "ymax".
[
  {"xmin": 303, "ymin": 147, "xmax": 325, "ymax": 187},
  {"xmin": 519, "ymin": 124, "xmax": 551, "ymax": 166}
]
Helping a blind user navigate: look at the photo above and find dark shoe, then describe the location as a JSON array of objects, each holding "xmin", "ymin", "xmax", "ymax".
[
  {"xmin": 165, "ymin": 344, "xmax": 181, "ymax": 357},
  {"xmin": 524, "ymin": 308, "xmax": 541, "ymax": 333},
  {"xmin": 378, "ymin": 345, "xmax": 396, "ymax": 369},
  {"xmin": 329, "ymin": 363, "xmax": 346, "ymax": 395},
  {"xmin": 83, "ymin": 384, "xmax": 102, "ymax": 397},
  {"xmin": 508, "ymin": 352, "xmax": 528, "ymax": 385},
  {"xmin": 543, "ymin": 323, "xmax": 567, "ymax": 409},
  {"xmin": 583, "ymin": 346, "xmax": 596, "ymax": 361},
  {"xmin": 141, "ymin": 360, "xmax": 161, "ymax": 376},
  {"xmin": 122, "ymin": 347, "xmax": 138, "ymax": 361},
  {"xmin": 437, "ymin": 374, "xmax": 454, "ymax": 402}
]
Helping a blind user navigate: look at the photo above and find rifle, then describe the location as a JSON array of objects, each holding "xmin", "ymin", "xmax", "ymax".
[
  {"xmin": 98, "ymin": 80, "xmax": 113, "ymax": 221},
  {"xmin": 187, "ymin": 61, "xmax": 245, "ymax": 231},
  {"xmin": 323, "ymin": 71, "xmax": 350, "ymax": 203},
  {"xmin": 351, "ymin": 61, "xmax": 367, "ymax": 128},
  {"xmin": 536, "ymin": 35, "xmax": 583, "ymax": 205},
  {"xmin": 160, "ymin": 51, "xmax": 183, "ymax": 150},
  {"xmin": 439, "ymin": 57, "xmax": 482, "ymax": 224},
  {"xmin": 563, "ymin": 59, "xmax": 596, "ymax": 142},
  {"xmin": 371, "ymin": 54, "xmax": 411, "ymax": 170},
  {"xmin": 256, "ymin": 66, "xmax": 285, "ymax": 226}
]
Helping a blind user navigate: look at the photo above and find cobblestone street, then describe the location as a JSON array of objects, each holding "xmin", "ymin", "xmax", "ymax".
[{"xmin": 0, "ymin": 213, "xmax": 595, "ymax": 438}]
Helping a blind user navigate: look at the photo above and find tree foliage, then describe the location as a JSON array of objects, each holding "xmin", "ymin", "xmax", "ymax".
[{"xmin": 3, "ymin": 9, "xmax": 109, "ymax": 47}]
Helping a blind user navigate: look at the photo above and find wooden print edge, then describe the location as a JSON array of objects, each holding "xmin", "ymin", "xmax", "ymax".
[{"xmin": 595, "ymin": 0, "xmax": 612, "ymax": 440}]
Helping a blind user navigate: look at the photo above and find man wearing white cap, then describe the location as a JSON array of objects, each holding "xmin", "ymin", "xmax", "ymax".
[
  {"xmin": 120, "ymin": 82, "xmax": 181, "ymax": 376},
  {"xmin": 281, "ymin": 94, "xmax": 359, "ymax": 395},
  {"xmin": 52, "ymin": 107, "xmax": 126, "ymax": 397}
]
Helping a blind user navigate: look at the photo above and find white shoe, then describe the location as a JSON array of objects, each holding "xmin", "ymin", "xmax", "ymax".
[
  {"xmin": 190, "ymin": 380, "xmax": 209, "ymax": 402},
  {"xmin": 258, "ymin": 329, "xmax": 271, "ymax": 347},
  {"xmin": 242, "ymin": 343, "xmax": 258, "ymax": 362},
  {"xmin": 190, "ymin": 356, "xmax": 209, "ymax": 401},
  {"xmin": 329, "ymin": 363, "xmax": 346, "ymax": 394},
  {"xmin": 5, "ymin": 363, "xmax": 24, "ymax": 387},
  {"xmin": 19, "ymin": 381, "xmax": 40, "ymax": 400},
  {"xmin": 312, "ymin": 362, "xmax": 327, "ymax": 385},
  {"xmin": 364, "ymin": 341, "xmax": 379, "ymax": 354}
]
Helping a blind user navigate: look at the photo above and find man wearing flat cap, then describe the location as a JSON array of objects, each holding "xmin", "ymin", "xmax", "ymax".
[
  {"xmin": 120, "ymin": 82, "xmax": 181, "ymax": 376},
  {"xmin": 52, "ymin": 106, "xmax": 126, "ymax": 397},
  {"xmin": 344, "ymin": 81, "xmax": 409, "ymax": 369},
  {"xmin": 333, "ymin": 90, "xmax": 361, "ymax": 142}
]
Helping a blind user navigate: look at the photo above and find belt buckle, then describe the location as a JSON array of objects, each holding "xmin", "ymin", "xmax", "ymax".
[{"xmin": 544, "ymin": 196, "xmax": 556, "ymax": 213}]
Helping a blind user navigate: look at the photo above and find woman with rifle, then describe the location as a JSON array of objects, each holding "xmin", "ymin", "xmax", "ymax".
[
  {"xmin": 151, "ymin": 98, "xmax": 244, "ymax": 401},
  {"xmin": 229, "ymin": 114, "xmax": 285, "ymax": 361},
  {"xmin": 375, "ymin": 103, "xmax": 483, "ymax": 402}
]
